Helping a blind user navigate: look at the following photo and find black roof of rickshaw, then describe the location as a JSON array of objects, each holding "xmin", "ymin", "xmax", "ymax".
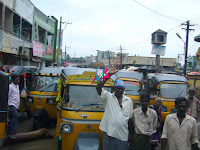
[
  {"xmin": 111, "ymin": 70, "xmax": 143, "ymax": 81},
  {"xmin": 0, "ymin": 65, "xmax": 38, "ymax": 76},
  {"xmin": 148, "ymin": 73, "xmax": 188, "ymax": 83}
]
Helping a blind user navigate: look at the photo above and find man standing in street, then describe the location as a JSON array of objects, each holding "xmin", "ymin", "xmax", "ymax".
[
  {"xmin": 161, "ymin": 97, "xmax": 199, "ymax": 150},
  {"xmin": 96, "ymin": 66, "xmax": 133, "ymax": 150},
  {"xmin": 128, "ymin": 92, "xmax": 157, "ymax": 150},
  {"xmin": 185, "ymin": 87, "xmax": 200, "ymax": 122},
  {"xmin": 149, "ymin": 98, "xmax": 163, "ymax": 150},
  {"xmin": 7, "ymin": 74, "xmax": 20, "ymax": 139}
]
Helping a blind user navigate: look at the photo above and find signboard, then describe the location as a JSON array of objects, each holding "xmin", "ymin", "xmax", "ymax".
[
  {"xmin": 46, "ymin": 46, "xmax": 53, "ymax": 55},
  {"xmin": 151, "ymin": 45, "xmax": 166, "ymax": 56},
  {"xmin": 33, "ymin": 41, "xmax": 43, "ymax": 57}
]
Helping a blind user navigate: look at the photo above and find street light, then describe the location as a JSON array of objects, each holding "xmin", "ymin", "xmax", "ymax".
[{"xmin": 176, "ymin": 33, "xmax": 187, "ymax": 76}]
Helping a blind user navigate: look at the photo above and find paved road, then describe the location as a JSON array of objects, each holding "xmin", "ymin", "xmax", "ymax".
[
  {"xmin": 2, "ymin": 113, "xmax": 57, "ymax": 150},
  {"xmin": 1, "ymin": 113, "xmax": 162, "ymax": 150}
]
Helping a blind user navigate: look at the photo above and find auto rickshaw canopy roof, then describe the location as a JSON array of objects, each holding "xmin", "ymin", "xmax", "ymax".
[
  {"xmin": 0, "ymin": 65, "xmax": 38, "ymax": 76},
  {"xmin": 61, "ymin": 67, "xmax": 107, "ymax": 78},
  {"xmin": 111, "ymin": 70, "xmax": 143, "ymax": 81},
  {"xmin": 37, "ymin": 67, "xmax": 65, "ymax": 75},
  {"xmin": 148, "ymin": 73, "xmax": 188, "ymax": 83}
]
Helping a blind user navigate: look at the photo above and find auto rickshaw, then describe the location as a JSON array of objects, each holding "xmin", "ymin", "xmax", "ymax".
[
  {"xmin": 146, "ymin": 73, "xmax": 188, "ymax": 122},
  {"xmin": 56, "ymin": 67, "xmax": 114, "ymax": 150},
  {"xmin": 187, "ymin": 73, "xmax": 200, "ymax": 99},
  {"xmin": 110, "ymin": 70, "xmax": 143, "ymax": 108},
  {"xmin": 0, "ymin": 71, "xmax": 9, "ymax": 147},
  {"xmin": 0, "ymin": 65, "xmax": 38, "ymax": 117},
  {"xmin": 28, "ymin": 67, "xmax": 65, "ymax": 130}
]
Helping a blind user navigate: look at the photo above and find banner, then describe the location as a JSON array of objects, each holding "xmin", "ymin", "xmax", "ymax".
[
  {"xmin": 151, "ymin": 45, "xmax": 166, "ymax": 56},
  {"xmin": 46, "ymin": 46, "xmax": 53, "ymax": 55},
  {"xmin": 33, "ymin": 41, "xmax": 43, "ymax": 57}
]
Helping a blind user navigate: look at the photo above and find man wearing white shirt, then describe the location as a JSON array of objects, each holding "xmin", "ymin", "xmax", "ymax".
[
  {"xmin": 7, "ymin": 74, "xmax": 20, "ymax": 138},
  {"xmin": 96, "ymin": 66, "xmax": 133, "ymax": 150},
  {"xmin": 161, "ymin": 97, "xmax": 199, "ymax": 150}
]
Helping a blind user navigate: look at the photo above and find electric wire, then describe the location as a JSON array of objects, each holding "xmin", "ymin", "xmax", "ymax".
[{"xmin": 131, "ymin": 0, "xmax": 182, "ymax": 22}]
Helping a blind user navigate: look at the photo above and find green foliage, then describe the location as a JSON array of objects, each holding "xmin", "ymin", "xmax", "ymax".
[{"xmin": 133, "ymin": 60, "xmax": 136, "ymax": 66}]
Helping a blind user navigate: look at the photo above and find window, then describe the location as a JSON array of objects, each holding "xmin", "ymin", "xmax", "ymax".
[
  {"xmin": 4, "ymin": 7, "xmax": 13, "ymax": 32},
  {"xmin": 21, "ymin": 19, "xmax": 32, "ymax": 40},
  {"xmin": 157, "ymin": 34, "xmax": 164, "ymax": 43},
  {"xmin": 13, "ymin": 13, "xmax": 20, "ymax": 37},
  {"xmin": 47, "ymin": 32, "xmax": 54, "ymax": 47},
  {"xmin": 0, "ymin": 2, "xmax": 3, "ymax": 28},
  {"xmin": 38, "ymin": 26, "xmax": 46, "ymax": 44}
]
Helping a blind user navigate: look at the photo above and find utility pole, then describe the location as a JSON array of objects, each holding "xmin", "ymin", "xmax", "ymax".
[
  {"xmin": 65, "ymin": 45, "xmax": 66, "ymax": 61},
  {"xmin": 181, "ymin": 21, "xmax": 194, "ymax": 76},
  {"xmin": 155, "ymin": 55, "xmax": 160, "ymax": 73},
  {"xmin": 58, "ymin": 17, "xmax": 72, "ymax": 65},
  {"xmin": 120, "ymin": 45, "xmax": 122, "ymax": 69},
  {"xmin": 58, "ymin": 17, "xmax": 62, "ymax": 65},
  {"xmin": 119, "ymin": 45, "xmax": 126, "ymax": 69}
]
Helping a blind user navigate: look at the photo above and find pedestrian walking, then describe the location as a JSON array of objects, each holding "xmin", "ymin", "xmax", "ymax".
[
  {"xmin": 7, "ymin": 74, "xmax": 20, "ymax": 139},
  {"xmin": 149, "ymin": 97, "xmax": 163, "ymax": 150},
  {"xmin": 96, "ymin": 65, "xmax": 133, "ymax": 150},
  {"xmin": 185, "ymin": 87, "xmax": 200, "ymax": 122},
  {"xmin": 128, "ymin": 92, "xmax": 157, "ymax": 150},
  {"xmin": 161, "ymin": 97, "xmax": 199, "ymax": 150}
]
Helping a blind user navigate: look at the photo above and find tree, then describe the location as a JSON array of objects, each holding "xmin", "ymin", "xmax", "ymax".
[{"xmin": 133, "ymin": 60, "xmax": 136, "ymax": 66}]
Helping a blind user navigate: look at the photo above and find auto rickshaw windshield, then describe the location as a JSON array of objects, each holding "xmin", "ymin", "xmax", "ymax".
[
  {"xmin": 124, "ymin": 81, "xmax": 140, "ymax": 96},
  {"xmin": 30, "ymin": 76, "xmax": 59, "ymax": 92},
  {"xmin": 62, "ymin": 85, "xmax": 111, "ymax": 111},
  {"xmin": 159, "ymin": 83, "xmax": 188, "ymax": 99}
]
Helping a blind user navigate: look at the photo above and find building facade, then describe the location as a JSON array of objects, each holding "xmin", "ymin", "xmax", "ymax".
[
  {"xmin": 32, "ymin": 7, "xmax": 57, "ymax": 67},
  {"xmin": 187, "ymin": 55, "xmax": 199, "ymax": 73},
  {"xmin": 0, "ymin": 0, "xmax": 34, "ymax": 66},
  {"xmin": 127, "ymin": 56, "xmax": 176, "ymax": 67},
  {"xmin": 0, "ymin": 0, "xmax": 58, "ymax": 67}
]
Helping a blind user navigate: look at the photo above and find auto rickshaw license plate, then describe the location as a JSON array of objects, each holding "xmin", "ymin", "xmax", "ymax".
[{"xmin": 36, "ymin": 105, "xmax": 43, "ymax": 109}]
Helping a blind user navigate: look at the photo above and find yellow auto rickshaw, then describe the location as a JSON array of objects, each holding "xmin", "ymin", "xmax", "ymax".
[
  {"xmin": 187, "ymin": 74, "xmax": 200, "ymax": 99},
  {"xmin": 56, "ymin": 67, "xmax": 114, "ymax": 150},
  {"xmin": 146, "ymin": 73, "xmax": 188, "ymax": 122},
  {"xmin": 27, "ymin": 67, "xmax": 65, "ymax": 130},
  {"xmin": 110, "ymin": 70, "xmax": 143, "ymax": 109},
  {"xmin": 0, "ymin": 65, "xmax": 38, "ymax": 117},
  {"xmin": 0, "ymin": 71, "xmax": 9, "ymax": 147}
]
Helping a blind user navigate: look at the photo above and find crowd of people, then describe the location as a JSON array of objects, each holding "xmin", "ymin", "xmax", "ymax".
[
  {"xmin": 6, "ymin": 65, "xmax": 200, "ymax": 150},
  {"xmin": 97, "ymin": 65, "xmax": 200, "ymax": 150}
]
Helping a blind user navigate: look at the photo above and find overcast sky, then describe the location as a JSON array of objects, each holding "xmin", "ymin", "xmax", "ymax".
[{"xmin": 31, "ymin": 0, "xmax": 200, "ymax": 62}]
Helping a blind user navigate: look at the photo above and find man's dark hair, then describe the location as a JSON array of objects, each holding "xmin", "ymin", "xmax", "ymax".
[
  {"xmin": 11, "ymin": 74, "xmax": 19, "ymax": 81},
  {"xmin": 175, "ymin": 97, "xmax": 188, "ymax": 106},
  {"xmin": 140, "ymin": 92, "xmax": 150, "ymax": 100}
]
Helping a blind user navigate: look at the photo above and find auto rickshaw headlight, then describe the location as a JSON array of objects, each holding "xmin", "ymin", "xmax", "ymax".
[
  {"xmin": 161, "ymin": 105, "xmax": 167, "ymax": 112},
  {"xmin": 46, "ymin": 98, "xmax": 56, "ymax": 104},
  {"xmin": 27, "ymin": 97, "xmax": 34, "ymax": 103},
  {"xmin": 61, "ymin": 123, "xmax": 73, "ymax": 133},
  {"xmin": 134, "ymin": 103, "xmax": 140, "ymax": 108}
]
